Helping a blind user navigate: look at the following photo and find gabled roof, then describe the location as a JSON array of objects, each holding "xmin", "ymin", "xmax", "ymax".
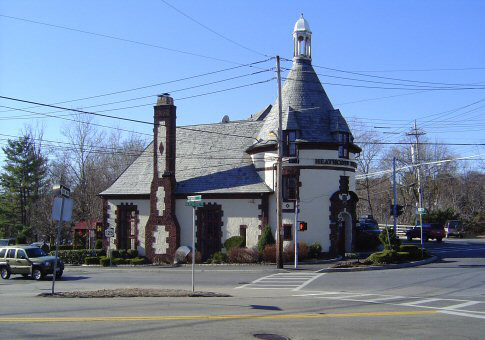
[{"xmin": 99, "ymin": 120, "xmax": 272, "ymax": 197}]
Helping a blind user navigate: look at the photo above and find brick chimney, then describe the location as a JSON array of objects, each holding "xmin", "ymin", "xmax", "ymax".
[{"xmin": 145, "ymin": 94, "xmax": 180, "ymax": 263}]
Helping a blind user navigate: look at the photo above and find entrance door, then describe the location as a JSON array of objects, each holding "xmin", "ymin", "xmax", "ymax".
[
  {"xmin": 117, "ymin": 206, "xmax": 136, "ymax": 250},
  {"xmin": 337, "ymin": 213, "xmax": 353, "ymax": 255},
  {"xmin": 196, "ymin": 205, "xmax": 222, "ymax": 261}
]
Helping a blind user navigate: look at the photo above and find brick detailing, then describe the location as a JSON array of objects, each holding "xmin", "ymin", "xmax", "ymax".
[
  {"xmin": 145, "ymin": 97, "xmax": 181, "ymax": 263},
  {"xmin": 329, "ymin": 176, "xmax": 358, "ymax": 256}
]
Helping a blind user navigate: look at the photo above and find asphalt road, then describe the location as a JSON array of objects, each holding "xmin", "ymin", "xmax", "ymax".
[{"xmin": 1, "ymin": 238, "xmax": 484, "ymax": 340}]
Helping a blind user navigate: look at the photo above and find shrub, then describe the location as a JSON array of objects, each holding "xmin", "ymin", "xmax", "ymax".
[
  {"xmin": 262, "ymin": 244, "xmax": 276, "ymax": 263},
  {"xmin": 210, "ymin": 252, "xmax": 228, "ymax": 264},
  {"xmin": 127, "ymin": 249, "xmax": 138, "ymax": 258},
  {"xmin": 224, "ymin": 236, "xmax": 245, "ymax": 251},
  {"xmin": 84, "ymin": 256, "xmax": 100, "ymax": 265},
  {"xmin": 187, "ymin": 251, "xmax": 203, "ymax": 264},
  {"xmin": 16, "ymin": 235, "xmax": 27, "ymax": 244},
  {"xmin": 399, "ymin": 245, "xmax": 429, "ymax": 260},
  {"xmin": 257, "ymin": 225, "xmax": 275, "ymax": 252},
  {"xmin": 366, "ymin": 250, "xmax": 399, "ymax": 264},
  {"xmin": 308, "ymin": 243, "xmax": 322, "ymax": 259},
  {"xmin": 94, "ymin": 239, "xmax": 103, "ymax": 249},
  {"xmin": 379, "ymin": 227, "xmax": 401, "ymax": 251},
  {"xmin": 118, "ymin": 249, "xmax": 128, "ymax": 259},
  {"xmin": 284, "ymin": 242, "xmax": 309, "ymax": 261},
  {"xmin": 130, "ymin": 257, "xmax": 146, "ymax": 265},
  {"xmin": 99, "ymin": 256, "xmax": 111, "ymax": 267},
  {"xmin": 50, "ymin": 249, "xmax": 105, "ymax": 265},
  {"xmin": 227, "ymin": 247, "xmax": 259, "ymax": 263},
  {"xmin": 111, "ymin": 257, "xmax": 128, "ymax": 265},
  {"xmin": 110, "ymin": 250, "xmax": 120, "ymax": 259}
]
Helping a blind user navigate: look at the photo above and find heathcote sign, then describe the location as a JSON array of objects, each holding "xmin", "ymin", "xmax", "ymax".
[{"xmin": 314, "ymin": 159, "xmax": 357, "ymax": 168}]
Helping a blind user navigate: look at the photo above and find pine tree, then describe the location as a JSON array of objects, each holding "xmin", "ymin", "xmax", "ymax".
[{"xmin": 0, "ymin": 136, "xmax": 47, "ymax": 239}]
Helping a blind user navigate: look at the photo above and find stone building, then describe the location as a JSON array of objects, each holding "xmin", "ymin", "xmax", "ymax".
[{"xmin": 100, "ymin": 15, "xmax": 360, "ymax": 263}]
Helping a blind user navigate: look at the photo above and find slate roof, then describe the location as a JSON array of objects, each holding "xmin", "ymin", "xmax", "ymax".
[
  {"xmin": 100, "ymin": 56, "xmax": 355, "ymax": 197},
  {"xmin": 100, "ymin": 120, "xmax": 272, "ymax": 196},
  {"xmin": 256, "ymin": 57, "xmax": 351, "ymax": 144}
]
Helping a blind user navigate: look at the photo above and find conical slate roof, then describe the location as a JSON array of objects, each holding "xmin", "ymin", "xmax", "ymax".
[{"xmin": 256, "ymin": 57, "xmax": 351, "ymax": 144}]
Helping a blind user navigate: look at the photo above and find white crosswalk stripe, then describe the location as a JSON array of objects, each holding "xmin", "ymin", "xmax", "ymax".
[
  {"xmin": 293, "ymin": 290, "xmax": 485, "ymax": 319},
  {"xmin": 235, "ymin": 272, "xmax": 325, "ymax": 290}
]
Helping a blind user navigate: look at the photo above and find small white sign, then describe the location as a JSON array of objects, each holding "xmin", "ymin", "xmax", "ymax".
[
  {"xmin": 51, "ymin": 197, "xmax": 73, "ymax": 222},
  {"xmin": 187, "ymin": 195, "xmax": 202, "ymax": 201},
  {"xmin": 105, "ymin": 228, "xmax": 115, "ymax": 238}
]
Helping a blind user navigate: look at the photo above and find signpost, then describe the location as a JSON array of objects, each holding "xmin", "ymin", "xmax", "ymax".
[
  {"xmin": 51, "ymin": 184, "xmax": 72, "ymax": 295},
  {"xmin": 185, "ymin": 195, "xmax": 202, "ymax": 292},
  {"xmin": 417, "ymin": 207, "xmax": 427, "ymax": 257}
]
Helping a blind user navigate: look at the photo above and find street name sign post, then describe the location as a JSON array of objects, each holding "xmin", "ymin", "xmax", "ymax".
[
  {"xmin": 51, "ymin": 184, "xmax": 72, "ymax": 295},
  {"xmin": 186, "ymin": 195, "xmax": 202, "ymax": 292}
]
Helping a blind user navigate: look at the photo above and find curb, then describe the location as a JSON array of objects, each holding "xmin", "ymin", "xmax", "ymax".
[{"xmin": 318, "ymin": 255, "xmax": 438, "ymax": 273}]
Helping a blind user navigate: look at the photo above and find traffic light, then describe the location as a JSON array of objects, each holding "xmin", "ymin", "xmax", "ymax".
[
  {"xmin": 389, "ymin": 204, "xmax": 405, "ymax": 217},
  {"xmin": 299, "ymin": 221, "xmax": 307, "ymax": 231}
]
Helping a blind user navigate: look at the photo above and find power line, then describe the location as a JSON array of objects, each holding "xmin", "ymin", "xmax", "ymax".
[
  {"xmin": 160, "ymin": 0, "xmax": 269, "ymax": 58},
  {"xmin": 0, "ymin": 58, "xmax": 272, "ymax": 114},
  {"xmin": 0, "ymin": 14, "xmax": 254, "ymax": 65}
]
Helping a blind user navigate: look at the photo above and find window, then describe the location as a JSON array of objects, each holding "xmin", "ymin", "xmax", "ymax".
[
  {"xmin": 16, "ymin": 250, "xmax": 27, "ymax": 259},
  {"xmin": 283, "ymin": 225, "xmax": 293, "ymax": 241},
  {"xmin": 239, "ymin": 225, "xmax": 247, "ymax": 247},
  {"xmin": 338, "ymin": 132, "xmax": 350, "ymax": 159},
  {"xmin": 6, "ymin": 249, "xmax": 16, "ymax": 258},
  {"xmin": 282, "ymin": 175, "xmax": 298, "ymax": 201},
  {"xmin": 283, "ymin": 130, "xmax": 297, "ymax": 157},
  {"xmin": 0, "ymin": 249, "xmax": 5, "ymax": 258}
]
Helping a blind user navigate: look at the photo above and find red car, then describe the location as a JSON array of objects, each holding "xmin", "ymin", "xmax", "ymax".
[{"xmin": 406, "ymin": 223, "xmax": 445, "ymax": 242}]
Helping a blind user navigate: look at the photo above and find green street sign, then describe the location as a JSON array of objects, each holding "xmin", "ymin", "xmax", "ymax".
[
  {"xmin": 417, "ymin": 208, "xmax": 427, "ymax": 215},
  {"xmin": 185, "ymin": 201, "xmax": 203, "ymax": 207},
  {"xmin": 187, "ymin": 195, "xmax": 202, "ymax": 201}
]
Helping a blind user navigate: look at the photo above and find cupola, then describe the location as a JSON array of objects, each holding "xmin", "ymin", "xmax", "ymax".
[{"xmin": 293, "ymin": 14, "xmax": 312, "ymax": 60}]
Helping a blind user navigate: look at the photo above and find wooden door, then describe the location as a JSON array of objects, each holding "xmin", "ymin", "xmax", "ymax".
[{"xmin": 196, "ymin": 205, "xmax": 222, "ymax": 261}]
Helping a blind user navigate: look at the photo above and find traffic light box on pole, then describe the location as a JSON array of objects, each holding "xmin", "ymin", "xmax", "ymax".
[
  {"xmin": 389, "ymin": 204, "xmax": 404, "ymax": 217},
  {"xmin": 298, "ymin": 221, "xmax": 307, "ymax": 231}
]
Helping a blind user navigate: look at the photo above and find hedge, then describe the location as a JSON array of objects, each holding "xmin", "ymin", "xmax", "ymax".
[
  {"xmin": 100, "ymin": 256, "xmax": 110, "ymax": 267},
  {"xmin": 50, "ymin": 249, "xmax": 105, "ymax": 265},
  {"xmin": 210, "ymin": 252, "xmax": 228, "ymax": 264},
  {"xmin": 130, "ymin": 257, "xmax": 146, "ymax": 265},
  {"xmin": 84, "ymin": 257, "xmax": 100, "ymax": 265},
  {"xmin": 227, "ymin": 248, "xmax": 259, "ymax": 263}
]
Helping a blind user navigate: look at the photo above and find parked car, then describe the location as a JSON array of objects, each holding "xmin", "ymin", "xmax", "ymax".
[
  {"xmin": 356, "ymin": 216, "xmax": 381, "ymax": 251},
  {"xmin": 0, "ymin": 245, "xmax": 64, "ymax": 280},
  {"xmin": 0, "ymin": 238, "xmax": 16, "ymax": 246},
  {"xmin": 446, "ymin": 220, "xmax": 465, "ymax": 238},
  {"xmin": 406, "ymin": 223, "xmax": 445, "ymax": 242}
]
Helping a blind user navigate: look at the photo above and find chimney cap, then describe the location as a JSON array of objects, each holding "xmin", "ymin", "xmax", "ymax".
[{"xmin": 156, "ymin": 93, "xmax": 174, "ymax": 106}]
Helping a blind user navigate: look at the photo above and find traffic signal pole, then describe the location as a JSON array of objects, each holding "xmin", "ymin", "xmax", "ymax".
[
  {"xmin": 294, "ymin": 198, "xmax": 299, "ymax": 269},
  {"xmin": 276, "ymin": 55, "xmax": 284, "ymax": 269}
]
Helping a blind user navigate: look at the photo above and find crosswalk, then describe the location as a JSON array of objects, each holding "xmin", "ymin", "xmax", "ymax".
[
  {"xmin": 235, "ymin": 272, "xmax": 325, "ymax": 291},
  {"xmin": 293, "ymin": 290, "xmax": 485, "ymax": 319}
]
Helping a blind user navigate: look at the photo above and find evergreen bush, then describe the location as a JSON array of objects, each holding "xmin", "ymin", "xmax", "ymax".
[
  {"xmin": 130, "ymin": 257, "xmax": 146, "ymax": 265},
  {"xmin": 50, "ymin": 249, "xmax": 105, "ymax": 265},
  {"xmin": 224, "ymin": 236, "xmax": 245, "ymax": 251},
  {"xmin": 210, "ymin": 252, "xmax": 228, "ymax": 264},
  {"xmin": 257, "ymin": 225, "xmax": 275, "ymax": 252},
  {"xmin": 379, "ymin": 227, "xmax": 401, "ymax": 251},
  {"xmin": 127, "ymin": 249, "xmax": 138, "ymax": 258},
  {"xmin": 84, "ymin": 256, "xmax": 100, "ymax": 265},
  {"xmin": 308, "ymin": 243, "xmax": 322, "ymax": 259},
  {"xmin": 94, "ymin": 239, "xmax": 103, "ymax": 249},
  {"xmin": 99, "ymin": 256, "xmax": 110, "ymax": 267}
]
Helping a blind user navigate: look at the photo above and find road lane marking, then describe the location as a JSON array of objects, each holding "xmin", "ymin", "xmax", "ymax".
[
  {"xmin": 293, "ymin": 273, "xmax": 326, "ymax": 291},
  {"xmin": 236, "ymin": 272, "xmax": 324, "ymax": 290},
  {"xmin": 440, "ymin": 310, "xmax": 485, "ymax": 320},
  {"xmin": 0, "ymin": 310, "xmax": 438, "ymax": 323},
  {"xmin": 400, "ymin": 298, "xmax": 442, "ymax": 306},
  {"xmin": 444, "ymin": 301, "xmax": 481, "ymax": 310}
]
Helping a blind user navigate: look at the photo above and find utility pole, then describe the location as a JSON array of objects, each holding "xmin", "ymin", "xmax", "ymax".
[
  {"xmin": 276, "ymin": 55, "xmax": 284, "ymax": 269},
  {"xmin": 407, "ymin": 120, "xmax": 426, "ymax": 255},
  {"xmin": 393, "ymin": 157, "xmax": 397, "ymax": 234}
]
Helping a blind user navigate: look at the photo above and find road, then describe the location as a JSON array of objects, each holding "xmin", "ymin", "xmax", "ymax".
[{"xmin": 1, "ymin": 238, "xmax": 484, "ymax": 339}]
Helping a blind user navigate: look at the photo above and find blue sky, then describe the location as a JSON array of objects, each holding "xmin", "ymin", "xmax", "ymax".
[{"xmin": 0, "ymin": 0, "xmax": 484, "ymax": 165}]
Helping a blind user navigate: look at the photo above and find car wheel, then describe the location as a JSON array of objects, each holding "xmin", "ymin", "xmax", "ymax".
[
  {"xmin": 55, "ymin": 270, "xmax": 63, "ymax": 279},
  {"xmin": 436, "ymin": 238, "xmax": 443, "ymax": 243},
  {"xmin": 32, "ymin": 268, "xmax": 44, "ymax": 281},
  {"xmin": 1, "ymin": 267, "xmax": 10, "ymax": 280},
  {"xmin": 407, "ymin": 236, "xmax": 412, "ymax": 241}
]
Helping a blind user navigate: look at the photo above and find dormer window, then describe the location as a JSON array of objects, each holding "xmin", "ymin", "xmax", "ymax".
[
  {"xmin": 338, "ymin": 132, "xmax": 350, "ymax": 159},
  {"xmin": 283, "ymin": 130, "xmax": 297, "ymax": 157}
]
